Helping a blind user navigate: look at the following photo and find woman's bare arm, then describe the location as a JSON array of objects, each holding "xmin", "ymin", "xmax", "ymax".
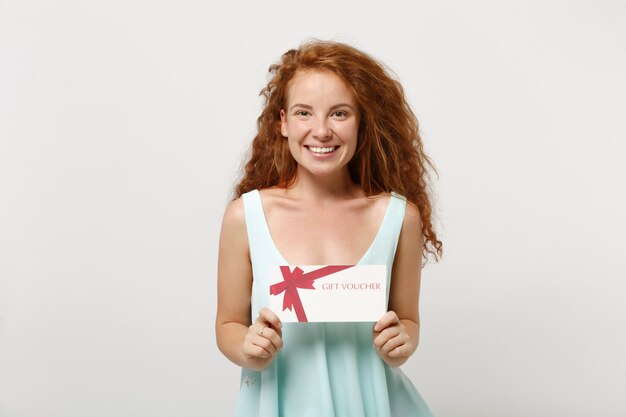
[
  {"xmin": 372, "ymin": 201, "xmax": 423, "ymax": 367},
  {"xmin": 215, "ymin": 198, "xmax": 282, "ymax": 371}
]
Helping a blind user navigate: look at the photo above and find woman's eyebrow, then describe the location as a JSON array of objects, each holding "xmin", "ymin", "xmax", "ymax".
[
  {"xmin": 289, "ymin": 103, "xmax": 355, "ymax": 111},
  {"xmin": 289, "ymin": 103, "xmax": 313, "ymax": 111},
  {"xmin": 329, "ymin": 103, "xmax": 355, "ymax": 111}
]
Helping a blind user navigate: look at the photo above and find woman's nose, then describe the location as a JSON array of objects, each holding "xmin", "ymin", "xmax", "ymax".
[{"xmin": 312, "ymin": 117, "xmax": 332, "ymax": 141}]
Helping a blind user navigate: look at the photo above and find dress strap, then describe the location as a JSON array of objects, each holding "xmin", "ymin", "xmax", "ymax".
[
  {"xmin": 241, "ymin": 189, "xmax": 280, "ymax": 264},
  {"xmin": 389, "ymin": 191, "xmax": 407, "ymax": 243},
  {"xmin": 387, "ymin": 192, "xmax": 407, "ymax": 259},
  {"xmin": 242, "ymin": 190, "xmax": 284, "ymax": 319},
  {"xmin": 242, "ymin": 189, "xmax": 264, "ymax": 263},
  {"xmin": 366, "ymin": 192, "xmax": 407, "ymax": 267}
]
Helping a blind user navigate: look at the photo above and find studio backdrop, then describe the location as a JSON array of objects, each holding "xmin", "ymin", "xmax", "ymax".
[{"xmin": 0, "ymin": 1, "xmax": 624, "ymax": 416}]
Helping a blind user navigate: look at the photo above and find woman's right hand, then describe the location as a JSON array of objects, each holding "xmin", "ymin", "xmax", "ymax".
[{"xmin": 242, "ymin": 307, "xmax": 283, "ymax": 371}]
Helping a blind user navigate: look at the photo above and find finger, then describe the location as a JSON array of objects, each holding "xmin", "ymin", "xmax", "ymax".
[
  {"xmin": 253, "ymin": 334, "xmax": 277, "ymax": 355},
  {"xmin": 243, "ymin": 332, "xmax": 272, "ymax": 359},
  {"xmin": 257, "ymin": 326, "xmax": 283, "ymax": 351},
  {"xmin": 257, "ymin": 308, "xmax": 283, "ymax": 334},
  {"xmin": 379, "ymin": 333, "xmax": 407, "ymax": 354},
  {"xmin": 244, "ymin": 344, "xmax": 271, "ymax": 359},
  {"xmin": 373, "ymin": 311, "xmax": 399, "ymax": 332},
  {"xmin": 255, "ymin": 319, "xmax": 281, "ymax": 341},
  {"xmin": 373, "ymin": 326, "xmax": 401, "ymax": 350},
  {"xmin": 387, "ymin": 343, "xmax": 409, "ymax": 358},
  {"xmin": 243, "ymin": 329, "xmax": 275, "ymax": 358}
]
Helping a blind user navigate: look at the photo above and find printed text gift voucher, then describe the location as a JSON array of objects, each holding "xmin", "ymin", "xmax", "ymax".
[{"xmin": 268, "ymin": 265, "xmax": 386, "ymax": 322}]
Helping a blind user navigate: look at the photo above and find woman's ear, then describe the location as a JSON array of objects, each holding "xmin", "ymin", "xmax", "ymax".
[{"xmin": 280, "ymin": 109, "xmax": 288, "ymax": 137}]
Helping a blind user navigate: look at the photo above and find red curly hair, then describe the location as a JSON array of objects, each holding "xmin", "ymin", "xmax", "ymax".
[{"xmin": 234, "ymin": 40, "xmax": 442, "ymax": 261}]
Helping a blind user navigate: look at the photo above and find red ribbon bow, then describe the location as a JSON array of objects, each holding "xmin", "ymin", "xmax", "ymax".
[{"xmin": 269, "ymin": 265, "xmax": 354, "ymax": 322}]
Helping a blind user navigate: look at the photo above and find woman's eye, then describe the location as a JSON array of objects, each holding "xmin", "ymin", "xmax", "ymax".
[
  {"xmin": 333, "ymin": 111, "xmax": 348, "ymax": 118},
  {"xmin": 295, "ymin": 110, "xmax": 311, "ymax": 116}
]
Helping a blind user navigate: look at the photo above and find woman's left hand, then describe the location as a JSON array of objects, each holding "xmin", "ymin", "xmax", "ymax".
[{"xmin": 372, "ymin": 311, "xmax": 418, "ymax": 367}]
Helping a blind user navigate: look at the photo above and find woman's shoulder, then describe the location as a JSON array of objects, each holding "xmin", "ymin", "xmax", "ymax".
[
  {"xmin": 218, "ymin": 196, "xmax": 249, "ymax": 257},
  {"xmin": 401, "ymin": 197, "xmax": 422, "ymax": 232},
  {"xmin": 382, "ymin": 191, "xmax": 421, "ymax": 230},
  {"xmin": 221, "ymin": 196, "xmax": 245, "ymax": 230}
]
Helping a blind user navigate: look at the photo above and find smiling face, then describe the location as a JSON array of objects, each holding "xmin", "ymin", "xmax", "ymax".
[{"xmin": 280, "ymin": 69, "xmax": 359, "ymax": 181}]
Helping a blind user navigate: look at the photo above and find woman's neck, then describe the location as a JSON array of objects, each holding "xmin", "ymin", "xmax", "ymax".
[{"xmin": 286, "ymin": 167, "xmax": 363, "ymax": 203}]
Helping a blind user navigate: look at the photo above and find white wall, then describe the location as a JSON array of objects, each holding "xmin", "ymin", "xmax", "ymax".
[{"xmin": 1, "ymin": 1, "xmax": 624, "ymax": 416}]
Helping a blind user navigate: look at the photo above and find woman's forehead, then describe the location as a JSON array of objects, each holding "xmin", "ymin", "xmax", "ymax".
[{"xmin": 285, "ymin": 69, "xmax": 356, "ymax": 105}]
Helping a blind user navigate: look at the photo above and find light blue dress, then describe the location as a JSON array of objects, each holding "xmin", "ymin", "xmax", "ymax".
[{"xmin": 234, "ymin": 189, "xmax": 434, "ymax": 417}]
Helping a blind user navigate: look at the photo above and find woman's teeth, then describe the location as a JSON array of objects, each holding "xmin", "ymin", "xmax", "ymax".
[{"xmin": 308, "ymin": 146, "xmax": 336, "ymax": 154}]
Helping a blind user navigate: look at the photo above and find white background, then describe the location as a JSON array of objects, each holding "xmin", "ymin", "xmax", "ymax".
[{"xmin": 1, "ymin": 1, "xmax": 625, "ymax": 416}]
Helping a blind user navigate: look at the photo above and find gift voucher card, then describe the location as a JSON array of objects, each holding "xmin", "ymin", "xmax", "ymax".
[{"xmin": 268, "ymin": 265, "xmax": 386, "ymax": 323}]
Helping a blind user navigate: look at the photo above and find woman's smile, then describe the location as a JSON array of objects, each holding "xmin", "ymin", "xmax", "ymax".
[{"xmin": 305, "ymin": 145, "xmax": 341, "ymax": 157}]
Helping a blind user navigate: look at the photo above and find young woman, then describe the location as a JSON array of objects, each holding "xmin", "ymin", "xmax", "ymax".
[{"xmin": 216, "ymin": 40, "xmax": 442, "ymax": 417}]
